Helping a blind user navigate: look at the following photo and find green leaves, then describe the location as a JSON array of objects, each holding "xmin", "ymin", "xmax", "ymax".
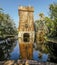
[
  {"xmin": 49, "ymin": 3, "xmax": 57, "ymax": 19},
  {"xmin": 0, "ymin": 8, "xmax": 17, "ymax": 37},
  {"xmin": 49, "ymin": 3, "xmax": 57, "ymax": 38}
]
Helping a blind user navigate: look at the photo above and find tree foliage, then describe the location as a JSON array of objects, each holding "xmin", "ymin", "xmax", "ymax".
[
  {"xmin": 49, "ymin": 3, "xmax": 57, "ymax": 38},
  {"xmin": 35, "ymin": 3, "xmax": 57, "ymax": 38},
  {"xmin": 0, "ymin": 8, "xmax": 17, "ymax": 37},
  {"xmin": 35, "ymin": 3, "xmax": 57, "ymax": 62}
]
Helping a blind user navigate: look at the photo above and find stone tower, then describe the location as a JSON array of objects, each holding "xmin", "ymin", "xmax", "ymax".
[{"xmin": 18, "ymin": 6, "xmax": 35, "ymax": 59}]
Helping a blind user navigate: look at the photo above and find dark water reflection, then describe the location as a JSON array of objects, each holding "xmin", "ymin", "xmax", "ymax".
[
  {"xmin": 0, "ymin": 40, "xmax": 48, "ymax": 61},
  {"xmin": 0, "ymin": 39, "xmax": 57, "ymax": 63},
  {"xmin": 46, "ymin": 42, "xmax": 57, "ymax": 63},
  {"xmin": 0, "ymin": 40, "xmax": 57, "ymax": 62},
  {"xmin": 10, "ymin": 41, "xmax": 48, "ymax": 61},
  {"xmin": 0, "ymin": 40, "xmax": 16, "ymax": 60}
]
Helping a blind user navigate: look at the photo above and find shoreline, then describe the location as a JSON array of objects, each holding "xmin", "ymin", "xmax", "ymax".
[{"xmin": 0, "ymin": 60, "xmax": 57, "ymax": 65}]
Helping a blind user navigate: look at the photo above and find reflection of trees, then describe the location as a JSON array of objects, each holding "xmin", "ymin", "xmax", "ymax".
[
  {"xmin": 45, "ymin": 42, "xmax": 57, "ymax": 63},
  {"xmin": 0, "ymin": 40, "xmax": 16, "ymax": 60}
]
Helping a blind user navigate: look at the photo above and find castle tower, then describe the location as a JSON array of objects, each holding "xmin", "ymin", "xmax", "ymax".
[{"xmin": 18, "ymin": 6, "xmax": 35, "ymax": 59}]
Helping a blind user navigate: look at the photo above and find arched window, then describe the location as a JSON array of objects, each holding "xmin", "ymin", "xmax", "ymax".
[{"xmin": 23, "ymin": 33, "xmax": 30, "ymax": 42}]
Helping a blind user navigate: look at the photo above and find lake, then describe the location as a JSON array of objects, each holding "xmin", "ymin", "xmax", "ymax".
[
  {"xmin": 0, "ymin": 39, "xmax": 49, "ymax": 61},
  {"xmin": 9, "ymin": 40, "xmax": 48, "ymax": 61}
]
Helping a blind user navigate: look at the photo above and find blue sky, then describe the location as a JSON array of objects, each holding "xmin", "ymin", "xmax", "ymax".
[{"xmin": 0, "ymin": 0, "xmax": 57, "ymax": 27}]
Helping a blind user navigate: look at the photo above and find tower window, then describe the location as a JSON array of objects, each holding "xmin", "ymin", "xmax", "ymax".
[{"xmin": 23, "ymin": 33, "xmax": 30, "ymax": 42}]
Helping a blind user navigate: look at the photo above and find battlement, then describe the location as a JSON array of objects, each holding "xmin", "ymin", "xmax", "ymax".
[{"xmin": 18, "ymin": 6, "xmax": 34, "ymax": 12}]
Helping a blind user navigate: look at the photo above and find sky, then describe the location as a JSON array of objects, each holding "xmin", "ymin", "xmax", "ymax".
[{"xmin": 0, "ymin": 0, "xmax": 57, "ymax": 27}]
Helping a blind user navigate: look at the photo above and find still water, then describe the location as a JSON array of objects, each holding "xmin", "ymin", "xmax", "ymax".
[
  {"xmin": 1, "ymin": 39, "xmax": 57, "ymax": 63},
  {"xmin": 10, "ymin": 40, "xmax": 48, "ymax": 61}
]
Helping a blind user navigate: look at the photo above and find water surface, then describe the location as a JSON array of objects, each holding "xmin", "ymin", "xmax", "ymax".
[{"xmin": 10, "ymin": 41, "xmax": 48, "ymax": 61}]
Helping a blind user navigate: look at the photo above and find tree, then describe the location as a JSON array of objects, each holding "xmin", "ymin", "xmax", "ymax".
[
  {"xmin": 44, "ymin": 17, "xmax": 55, "ymax": 37},
  {"xmin": 49, "ymin": 3, "xmax": 57, "ymax": 38},
  {"xmin": 45, "ymin": 3, "xmax": 57, "ymax": 63},
  {"xmin": 0, "ymin": 8, "xmax": 17, "ymax": 37},
  {"xmin": 35, "ymin": 13, "xmax": 48, "ymax": 53}
]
